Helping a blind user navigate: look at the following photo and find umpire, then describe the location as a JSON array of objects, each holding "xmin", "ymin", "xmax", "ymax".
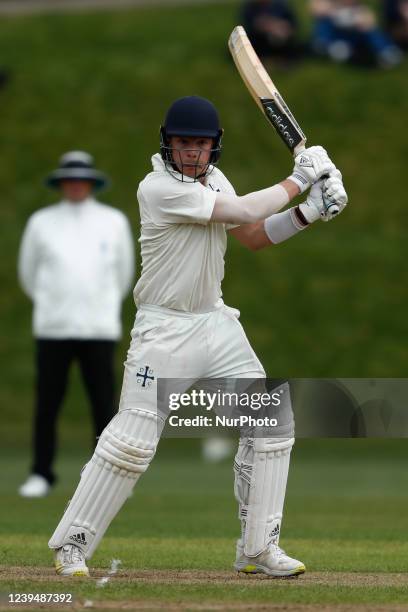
[{"xmin": 18, "ymin": 151, "xmax": 135, "ymax": 497}]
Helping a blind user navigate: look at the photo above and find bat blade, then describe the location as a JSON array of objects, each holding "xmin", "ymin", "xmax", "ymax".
[
  {"xmin": 228, "ymin": 25, "xmax": 339, "ymax": 215},
  {"xmin": 228, "ymin": 25, "xmax": 306, "ymax": 156}
]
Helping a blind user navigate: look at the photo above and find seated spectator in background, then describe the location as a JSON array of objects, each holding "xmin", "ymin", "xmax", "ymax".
[
  {"xmin": 310, "ymin": 0, "xmax": 402, "ymax": 67},
  {"xmin": 18, "ymin": 151, "xmax": 134, "ymax": 498},
  {"xmin": 241, "ymin": 0, "xmax": 301, "ymax": 63},
  {"xmin": 384, "ymin": 0, "xmax": 408, "ymax": 49}
]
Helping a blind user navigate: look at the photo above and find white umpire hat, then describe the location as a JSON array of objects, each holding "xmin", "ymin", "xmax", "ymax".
[{"xmin": 45, "ymin": 151, "xmax": 109, "ymax": 191}]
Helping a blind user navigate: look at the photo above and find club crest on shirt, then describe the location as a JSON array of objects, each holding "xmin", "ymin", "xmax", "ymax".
[{"xmin": 136, "ymin": 365, "xmax": 155, "ymax": 387}]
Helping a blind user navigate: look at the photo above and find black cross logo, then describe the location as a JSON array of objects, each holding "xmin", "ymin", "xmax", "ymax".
[{"xmin": 136, "ymin": 365, "xmax": 155, "ymax": 388}]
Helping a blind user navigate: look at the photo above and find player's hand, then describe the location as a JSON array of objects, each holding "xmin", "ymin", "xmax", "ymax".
[
  {"xmin": 297, "ymin": 180, "xmax": 325, "ymax": 223},
  {"xmin": 288, "ymin": 146, "xmax": 336, "ymax": 193},
  {"xmin": 321, "ymin": 169, "xmax": 348, "ymax": 221},
  {"xmin": 298, "ymin": 170, "xmax": 348, "ymax": 223}
]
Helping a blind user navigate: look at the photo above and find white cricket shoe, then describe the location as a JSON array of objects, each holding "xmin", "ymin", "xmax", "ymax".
[
  {"xmin": 234, "ymin": 541, "xmax": 305, "ymax": 577},
  {"xmin": 18, "ymin": 474, "xmax": 51, "ymax": 498},
  {"xmin": 54, "ymin": 544, "xmax": 89, "ymax": 577}
]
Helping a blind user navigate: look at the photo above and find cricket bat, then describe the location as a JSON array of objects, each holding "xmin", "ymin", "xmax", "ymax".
[{"xmin": 228, "ymin": 25, "xmax": 339, "ymax": 214}]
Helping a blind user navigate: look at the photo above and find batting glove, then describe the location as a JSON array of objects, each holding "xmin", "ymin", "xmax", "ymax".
[
  {"xmin": 321, "ymin": 169, "xmax": 348, "ymax": 221},
  {"xmin": 288, "ymin": 145, "xmax": 336, "ymax": 194},
  {"xmin": 298, "ymin": 171, "xmax": 348, "ymax": 223}
]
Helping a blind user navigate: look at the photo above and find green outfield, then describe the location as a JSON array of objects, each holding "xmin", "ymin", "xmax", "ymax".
[
  {"xmin": 1, "ymin": 439, "xmax": 408, "ymax": 609},
  {"xmin": 1, "ymin": 2, "xmax": 407, "ymax": 438},
  {"xmin": 0, "ymin": 1, "xmax": 407, "ymax": 609}
]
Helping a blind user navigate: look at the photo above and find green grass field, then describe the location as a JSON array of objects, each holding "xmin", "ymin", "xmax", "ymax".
[
  {"xmin": 1, "ymin": 2, "xmax": 407, "ymax": 438},
  {"xmin": 2, "ymin": 440, "xmax": 408, "ymax": 609},
  {"xmin": 0, "ymin": 2, "xmax": 407, "ymax": 609}
]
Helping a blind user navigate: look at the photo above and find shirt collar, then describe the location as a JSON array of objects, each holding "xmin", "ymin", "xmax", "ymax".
[{"xmin": 60, "ymin": 196, "xmax": 96, "ymax": 208}]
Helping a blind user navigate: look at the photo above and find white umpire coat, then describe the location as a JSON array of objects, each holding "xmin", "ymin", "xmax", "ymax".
[{"xmin": 18, "ymin": 197, "xmax": 134, "ymax": 340}]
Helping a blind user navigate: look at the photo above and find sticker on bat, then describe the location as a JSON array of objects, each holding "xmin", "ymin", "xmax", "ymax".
[{"xmin": 261, "ymin": 98, "xmax": 305, "ymax": 153}]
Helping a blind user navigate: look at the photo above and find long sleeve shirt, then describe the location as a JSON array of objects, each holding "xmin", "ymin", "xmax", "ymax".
[{"xmin": 18, "ymin": 197, "xmax": 134, "ymax": 339}]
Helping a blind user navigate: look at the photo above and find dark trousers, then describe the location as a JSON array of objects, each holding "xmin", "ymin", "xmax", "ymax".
[{"xmin": 32, "ymin": 339, "xmax": 116, "ymax": 484}]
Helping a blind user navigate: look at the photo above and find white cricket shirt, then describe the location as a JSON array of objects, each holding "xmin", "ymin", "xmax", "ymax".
[
  {"xmin": 18, "ymin": 197, "xmax": 134, "ymax": 339},
  {"xmin": 134, "ymin": 154, "xmax": 237, "ymax": 313}
]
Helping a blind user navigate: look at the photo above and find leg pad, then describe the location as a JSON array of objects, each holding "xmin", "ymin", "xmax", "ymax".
[
  {"xmin": 48, "ymin": 408, "xmax": 163, "ymax": 558},
  {"xmin": 234, "ymin": 436, "xmax": 294, "ymax": 557}
]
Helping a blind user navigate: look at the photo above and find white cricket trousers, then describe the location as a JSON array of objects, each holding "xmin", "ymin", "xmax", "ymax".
[
  {"xmin": 48, "ymin": 301, "xmax": 294, "ymax": 560},
  {"xmin": 119, "ymin": 302, "xmax": 266, "ymax": 417}
]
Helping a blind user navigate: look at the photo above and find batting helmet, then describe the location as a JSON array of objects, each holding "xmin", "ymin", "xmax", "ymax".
[{"xmin": 160, "ymin": 96, "xmax": 223, "ymax": 171}]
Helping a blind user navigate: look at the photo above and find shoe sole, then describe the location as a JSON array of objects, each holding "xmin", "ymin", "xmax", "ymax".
[
  {"xmin": 19, "ymin": 492, "xmax": 49, "ymax": 498},
  {"xmin": 55, "ymin": 565, "xmax": 89, "ymax": 577},
  {"xmin": 235, "ymin": 562, "xmax": 306, "ymax": 577}
]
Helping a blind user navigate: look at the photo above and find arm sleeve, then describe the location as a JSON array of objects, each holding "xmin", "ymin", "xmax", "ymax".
[
  {"xmin": 18, "ymin": 216, "xmax": 39, "ymax": 299},
  {"xmin": 143, "ymin": 179, "xmax": 217, "ymax": 225},
  {"xmin": 212, "ymin": 184, "xmax": 290, "ymax": 225},
  {"xmin": 116, "ymin": 214, "xmax": 135, "ymax": 298},
  {"xmin": 219, "ymin": 177, "xmax": 240, "ymax": 231}
]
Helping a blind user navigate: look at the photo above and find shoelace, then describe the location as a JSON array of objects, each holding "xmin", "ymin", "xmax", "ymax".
[
  {"xmin": 269, "ymin": 544, "xmax": 286, "ymax": 558},
  {"xmin": 62, "ymin": 545, "xmax": 84, "ymax": 565}
]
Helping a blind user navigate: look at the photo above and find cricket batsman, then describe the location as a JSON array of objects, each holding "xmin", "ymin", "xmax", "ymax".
[{"xmin": 48, "ymin": 96, "xmax": 348, "ymax": 578}]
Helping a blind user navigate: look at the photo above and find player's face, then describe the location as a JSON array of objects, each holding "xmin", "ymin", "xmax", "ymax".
[
  {"xmin": 60, "ymin": 180, "xmax": 93, "ymax": 202},
  {"xmin": 169, "ymin": 136, "xmax": 213, "ymax": 179}
]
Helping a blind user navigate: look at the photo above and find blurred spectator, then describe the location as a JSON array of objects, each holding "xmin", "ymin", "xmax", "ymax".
[
  {"xmin": 310, "ymin": 0, "xmax": 402, "ymax": 67},
  {"xmin": 18, "ymin": 151, "xmax": 134, "ymax": 498},
  {"xmin": 384, "ymin": 0, "xmax": 408, "ymax": 49},
  {"xmin": 241, "ymin": 0, "xmax": 301, "ymax": 63}
]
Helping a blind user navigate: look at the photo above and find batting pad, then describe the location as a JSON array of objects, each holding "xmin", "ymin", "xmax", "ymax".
[
  {"xmin": 48, "ymin": 408, "xmax": 164, "ymax": 558},
  {"xmin": 234, "ymin": 436, "xmax": 294, "ymax": 557}
]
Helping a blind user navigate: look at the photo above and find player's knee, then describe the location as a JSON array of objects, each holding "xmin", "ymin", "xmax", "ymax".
[
  {"xmin": 96, "ymin": 431, "xmax": 155, "ymax": 475},
  {"xmin": 253, "ymin": 437, "xmax": 294, "ymax": 455},
  {"xmin": 95, "ymin": 408, "xmax": 163, "ymax": 477}
]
